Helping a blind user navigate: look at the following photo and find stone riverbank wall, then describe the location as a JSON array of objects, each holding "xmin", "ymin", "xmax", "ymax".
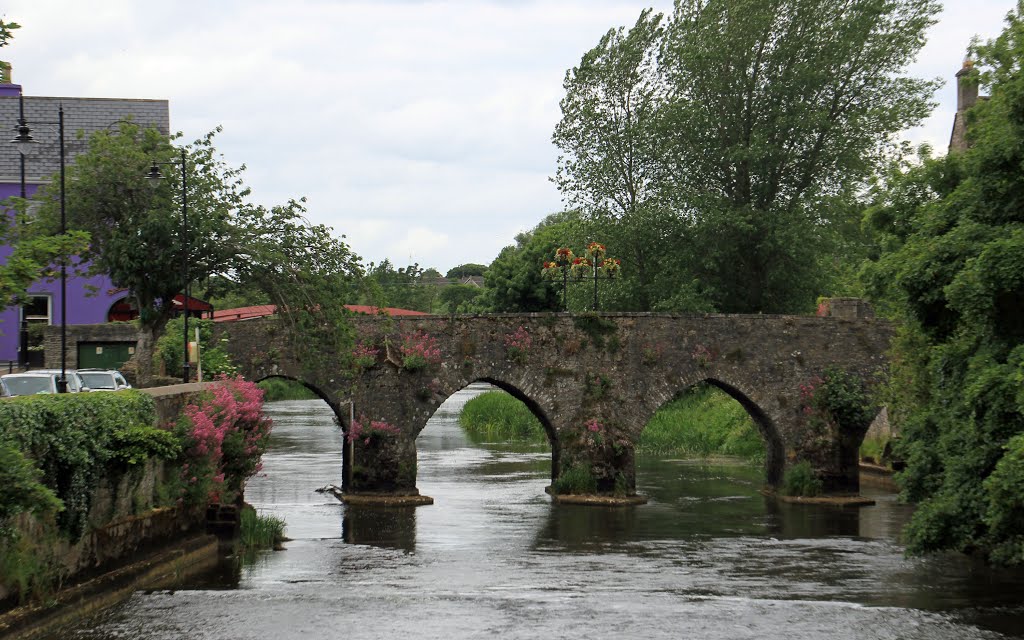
[{"xmin": 0, "ymin": 385, "xmax": 215, "ymax": 607}]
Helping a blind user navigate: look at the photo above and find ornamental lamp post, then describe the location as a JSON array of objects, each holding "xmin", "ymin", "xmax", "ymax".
[
  {"xmin": 541, "ymin": 242, "xmax": 620, "ymax": 311},
  {"xmin": 11, "ymin": 100, "xmax": 69, "ymax": 392},
  {"xmin": 145, "ymin": 146, "xmax": 191, "ymax": 384},
  {"xmin": 12, "ymin": 90, "xmax": 31, "ymax": 370}
]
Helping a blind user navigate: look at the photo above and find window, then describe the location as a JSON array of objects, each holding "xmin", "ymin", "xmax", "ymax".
[
  {"xmin": 22, "ymin": 296, "xmax": 51, "ymax": 325},
  {"xmin": 20, "ymin": 296, "xmax": 51, "ymax": 367}
]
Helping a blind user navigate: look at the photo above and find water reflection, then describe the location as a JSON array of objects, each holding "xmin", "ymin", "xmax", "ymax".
[{"xmin": 342, "ymin": 506, "xmax": 417, "ymax": 551}]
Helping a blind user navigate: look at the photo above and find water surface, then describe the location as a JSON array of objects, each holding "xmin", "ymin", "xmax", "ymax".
[{"xmin": 62, "ymin": 385, "xmax": 1024, "ymax": 639}]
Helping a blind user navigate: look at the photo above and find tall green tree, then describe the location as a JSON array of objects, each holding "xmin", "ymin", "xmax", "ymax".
[
  {"xmin": 554, "ymin": 0, "xmax": 940, "ymax": 313},
  {"xmin": 864, "ymin": 3, "xmax": 1024, "ymax": 565},
  {"xmin": 552, "ymin": 10, "xmax": 680, "ymax": 310},
  {"xmin": 355, "ymin": 260, "xmax": 442, "ymax": 312},
  {"xmin": 34, "ymin": 124, "xmax": 240, "ymax": 381},
  {"xmin": 0, "ymin": 18, "xmax": 19, "ymax": 49},
  {"xmin": 445, "ymin": 263, "xmax": 487, "ymax": 279},
  {"xmin": 34, "ymin": 123, "xmax": 360, "ymax": 383}
]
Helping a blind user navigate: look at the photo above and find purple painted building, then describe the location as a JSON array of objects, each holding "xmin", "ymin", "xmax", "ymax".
[{"xmin": 0, "ymin": 76, "xmax": 169, "ymax": 367}]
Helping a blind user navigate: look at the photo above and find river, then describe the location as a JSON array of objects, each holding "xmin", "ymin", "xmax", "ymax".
[{"xmin": 58, "ymin": 384, "xmax": 1024, "ymax": 639}]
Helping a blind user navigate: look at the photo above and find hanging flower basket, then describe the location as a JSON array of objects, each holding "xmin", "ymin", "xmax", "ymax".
[
  {"xmin": 601, "ymin": 258, "xmax": 621, "ymax": 278},
  {"xmin": 541, "ymin": 261, "xmax": 562, "ymax": 280},
  {"xmin": 554, "ymin": 247, "xmax": 574, "ymax": 267},
  {"xmin": 586, "ymin": 242, "xmax": 606, "ymax": 262},
  {"xmin": 570, "ymin": 257, "xmax": 592, "ymax": 279}
]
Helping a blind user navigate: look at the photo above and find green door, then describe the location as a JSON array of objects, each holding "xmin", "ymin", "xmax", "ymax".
[{"xmin": 77, "ymin": 342, "xmax": 136, "ymax": 370}]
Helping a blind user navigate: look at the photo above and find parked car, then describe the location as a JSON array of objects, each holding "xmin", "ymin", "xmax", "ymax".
[
  {"xmin": 77, "ymin": 369, "xmax": 132, "ymax": 391},
  {"xmin": 0, "ymin": 377, "xmax": 9, "ymax": 397},
  {"xmin": 30, "ymin": 369, "xmax": 90, "ymax": 393},
  {"xmin": 1, "ymin": 371, "xmax": 76, "ymax": 395}
]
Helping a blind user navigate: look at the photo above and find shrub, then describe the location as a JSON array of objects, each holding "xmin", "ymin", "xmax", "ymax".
[
  {"xmin": 110, "ymin": 424, "xmax": 182, "ymax": 466},
  {"xmin": 0, "ymin": 391, "xmax": 156, "ymax": 539},
  {"xmin": 351, "ymin": 342, "xmax": 380, "ymax": 370},
  {"xmin": 782, "ymin": 461, "xmax": 823, "ymax": 497},
  {"xmin": 504, "ymin": 326, "xmax": 532, "ymax": 364},
  {"xmin": 0, "ymin": 440, "xmax": 63, "ymax": 534},
  {"xmin": 178, "ymin": 376, "xmax": 272, "ymax": 505},
  {"xmin": 552, "ymin": 464, "xmax": 598, "ymax": 495},
  {"xmin": 346, "ymin": 416, "xmax": 401, "ymax": 444},
  {"xmin": 155, "ymin": 317, "xmax": 238, "ymax": 378},
  {"xmin": 982, "ymin": 434, "xmax": 1024, "ymax": 565}
]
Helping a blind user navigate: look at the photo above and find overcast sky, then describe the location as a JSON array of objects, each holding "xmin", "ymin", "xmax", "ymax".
[{"xmin": 0, "ymin": 0, "xmax": 1015, "ymax": 273}]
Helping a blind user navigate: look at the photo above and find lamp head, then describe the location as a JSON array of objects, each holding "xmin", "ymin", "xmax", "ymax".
[
  {"xmin": 11, "ymin": 121, "xmax": 37, "ymax": 156},
  {"xmin": 145, "ymin": 162, "xmax": 164, "ymax": 186}
]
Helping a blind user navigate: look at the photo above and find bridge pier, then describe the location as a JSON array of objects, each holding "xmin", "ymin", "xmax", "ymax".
[
  {"xmin": 342, "ymin": 432, "xmax": 434, "ymax": 506},
  {"xmin": 547, "ymin": 421, "xmax": 648, "ymax": 505}
]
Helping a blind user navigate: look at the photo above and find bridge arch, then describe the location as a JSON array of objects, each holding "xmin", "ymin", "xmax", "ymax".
[
  {"xmin": 253, "ymin": 374, "xmax": 342, "ymax": 422},
  {"xmin": 637, "ymin": 375, "xmax": 786, "ymax": 488}
]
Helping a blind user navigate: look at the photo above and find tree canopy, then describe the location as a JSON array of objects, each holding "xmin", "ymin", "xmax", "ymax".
[
  {"xmin": 33, "ymin": 122, "xmax": 360, "ymax": 382},
  {"xmin": 553, "ymin": 0, "xmax": 940, "ymax": 313},
  {"xmin": 862, "ymin": 2, "xmax": 1024, "ymax": 565}
]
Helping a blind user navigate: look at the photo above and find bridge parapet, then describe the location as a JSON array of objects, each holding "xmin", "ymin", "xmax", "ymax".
[{"xmin": 219, "ymin": 310, "xmax": 893, "ymax": 503}]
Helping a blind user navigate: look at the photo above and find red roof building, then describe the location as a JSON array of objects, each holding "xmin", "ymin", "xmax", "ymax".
[{"xmin": 211, "ymin": 304, "xmax": 428, "ymax": 323}]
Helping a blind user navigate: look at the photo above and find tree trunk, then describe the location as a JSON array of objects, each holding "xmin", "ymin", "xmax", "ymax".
[{"xmin": 130, "ymin": 328, "xmax": 158, "ymax": 387}]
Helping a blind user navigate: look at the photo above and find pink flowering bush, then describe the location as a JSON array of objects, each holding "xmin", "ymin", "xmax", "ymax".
[
  {"xmin": 347, "ymin": 416, "xmax": 401, "ymax": 445},
  {"xmin": 400, "ymin": 331, "xmax": 442, "ymax": 371},
  {"xmin": 504, "ymin": 326, "xmax": 532, "ymax": 364},
  {"xmin": 580, "ymin": 419, "xmax": 629, "ymax": 454},
  {"xmin": 352, "ymin": 342, "xmax": 380, "ymax": 370},
  {"xmin": 179, "ymin": 375, "xmax": 272, "ymax": 505}
]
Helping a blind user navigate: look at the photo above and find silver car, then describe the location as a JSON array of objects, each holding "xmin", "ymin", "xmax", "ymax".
[
  {"xmin": 2, "ymin": 372, "xmax": 73, "ymax": 395},
  {"xmin": 29, "ymin": 369, "xmax": 91, "ymax": 393},
  {"xmin": 77, "ymin": 369, "xmax": 132, "ymax": 392}
]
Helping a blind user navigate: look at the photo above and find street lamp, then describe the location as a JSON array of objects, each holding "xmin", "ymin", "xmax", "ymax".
[
  {"xmin": 145, "ymin": 147, "xmax": 191, "ymax": 384},
  {"xmin": 12, "ymin": 91, "xmax": 31, "ymax": 370},
  {"xmin": 541, "ymin": 242, "xmax": 621, "ymax": 311},
  {"xmin": 11, "ymin": 100, "xmax": 69, "ymax": 392}
]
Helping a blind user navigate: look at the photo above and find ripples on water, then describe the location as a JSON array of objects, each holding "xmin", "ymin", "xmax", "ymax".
[{"xmin": 60, "ymin": 385, "xmax": 1024, "ymax": 640}]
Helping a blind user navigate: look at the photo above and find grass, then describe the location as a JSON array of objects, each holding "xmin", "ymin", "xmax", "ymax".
[
  {"xmin": 238, "ymin": 505, "xmax": 287, "ymax": 558},
  {"xmin": 638, "ymin": 384, "xmax": 763, "ymax": 460},
  {"xmin": 459, "ymin": 391, "xmax": 549, "ymax": 443},
  {"xmin": 781, "ymin": 461, "xmax": 822, "ymax": 497},
  {"xmin": 257, "ymin": 377, "xmax": 318, "ymax": 402},
  {"xmin": 859, "ymin": 434, "xmax": 891, "ymax": 465},
  {"xmin": 457, "ymin": 384, "xmax": 763, "ymax": 461}
]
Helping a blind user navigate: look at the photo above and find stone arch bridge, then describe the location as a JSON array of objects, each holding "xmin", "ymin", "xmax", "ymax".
[{"xmin": 219, "ymin": 305, "xmax": 891, "ymax": 504}]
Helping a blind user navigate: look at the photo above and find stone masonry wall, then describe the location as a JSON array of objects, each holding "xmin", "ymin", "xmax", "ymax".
[
  {"xmin": 220, "ymin": 310, "xmax": 893, "ymax": 496},
  {"xmin": 42, "ymin": 323, "xmax": 138, "ymax": 369}
]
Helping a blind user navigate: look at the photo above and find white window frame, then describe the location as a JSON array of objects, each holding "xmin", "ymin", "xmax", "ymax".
[{"xmin": 21, "ymin": 295, "xmax": 53, "ymax": 325}]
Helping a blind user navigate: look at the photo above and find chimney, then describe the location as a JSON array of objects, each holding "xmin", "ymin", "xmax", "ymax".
[
  {"xmin": 0, "ymin": 62, "xmax": 21, "ymax": 97},
  {"xmin": 956, "ymin": 59, "xmax": 978, "ymax": 112}
]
